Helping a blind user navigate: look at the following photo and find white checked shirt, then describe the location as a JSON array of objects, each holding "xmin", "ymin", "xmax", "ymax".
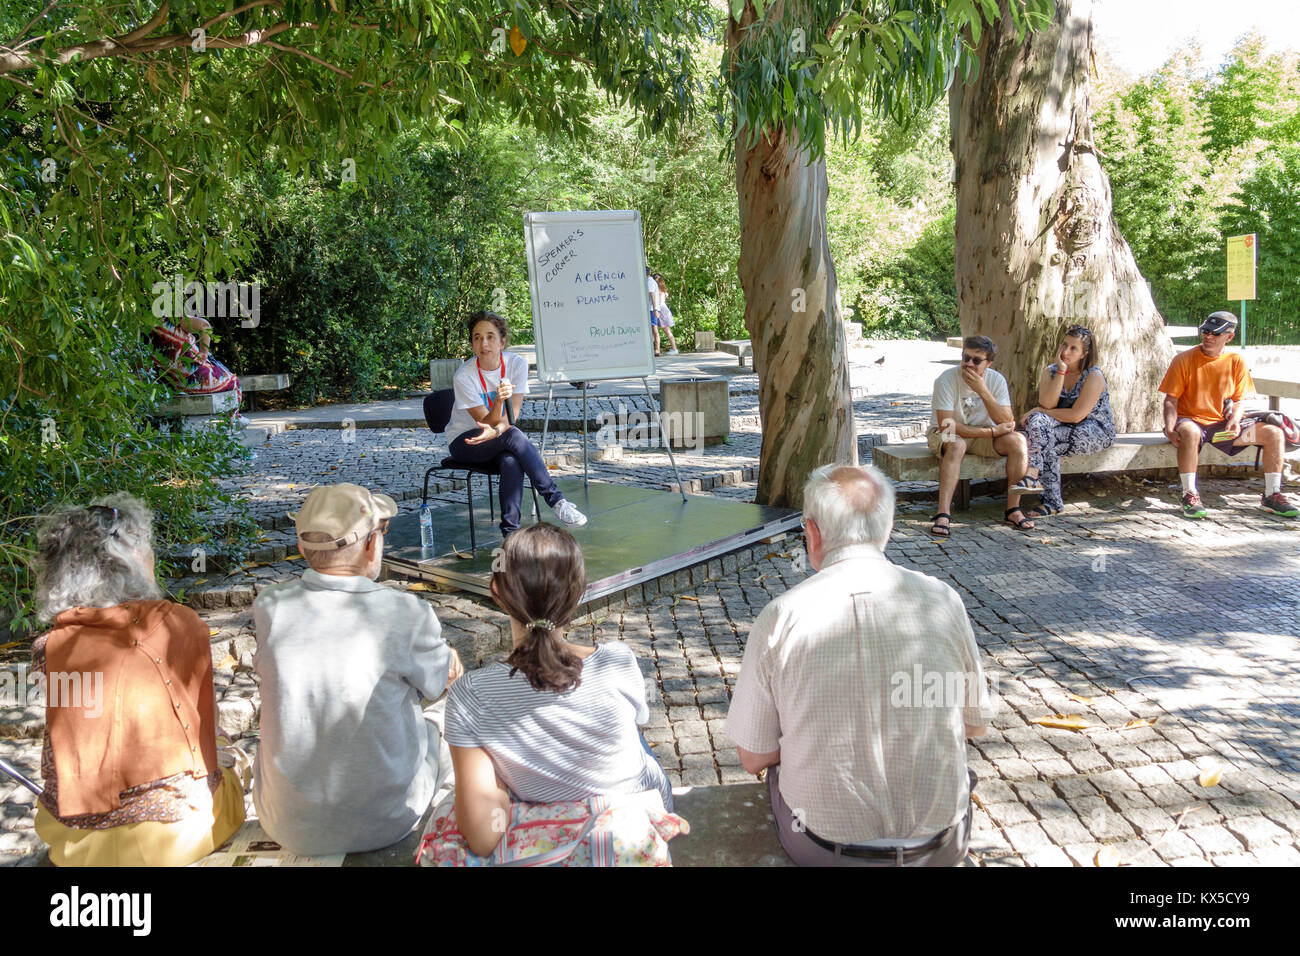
[{"xmin": 726, "ymin": 545, "xmax": 997, "ymax": 843}]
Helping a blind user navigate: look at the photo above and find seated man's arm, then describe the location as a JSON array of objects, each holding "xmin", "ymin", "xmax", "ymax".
[
  {"xmin": 726, "ymin": 607, "xmax": 784, "ymax": 777},
  {"xmin": 737, "ymin": 746, "xmax": 780, "ymax": 774},
  {"xmin": 936, "ymin": 409, "xmax": 1003, "ymax": 441},
  {"xmin": 1161, "ymin": 393, "xmax": 1181, "ymax": 442},
  {"xmin": 450, "ymin": 745, "xmax": 512, "ymax": 858}
]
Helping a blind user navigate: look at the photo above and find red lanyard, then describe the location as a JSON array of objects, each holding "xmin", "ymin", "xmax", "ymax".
[{"xmin": 476, "ymin": 356, "xmax": 505, "ymax": 410}]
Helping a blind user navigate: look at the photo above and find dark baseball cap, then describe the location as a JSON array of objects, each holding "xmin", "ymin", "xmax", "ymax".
[{"xmin": 1199, "ymin": 311, "xmax": 1239, "ymax": 335}]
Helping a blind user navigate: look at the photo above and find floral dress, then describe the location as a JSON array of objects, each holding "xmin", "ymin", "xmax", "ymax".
[
  {"xmin": 151, "ymin": 321, "xmax": 241, "ymax": 404},
  {"xmin": 1022, "ymin": 365, "xmax": 1116, "ymax": 512}
]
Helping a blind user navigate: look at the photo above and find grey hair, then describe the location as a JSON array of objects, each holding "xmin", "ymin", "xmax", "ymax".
[
  {"xmin": 299, "ymin": 531, "xmax": 370, "ymax": 572},
  {"xmin": 801, "ymin": 464, "xmax": 896, "ymax": 552},
  {"xmin": 35, "ymin": 492, "xmax": 162, "ymax": 623}
]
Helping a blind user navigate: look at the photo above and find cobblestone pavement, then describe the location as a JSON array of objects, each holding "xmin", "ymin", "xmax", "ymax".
[{"xmin": 4, "ymin": 341, "xmax": 1299, "ymax": 866}]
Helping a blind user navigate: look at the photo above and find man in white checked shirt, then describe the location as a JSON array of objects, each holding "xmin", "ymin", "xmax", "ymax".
[{"xmin": 726, "ymin": 464, "xmax": 996, "ymax": 866}]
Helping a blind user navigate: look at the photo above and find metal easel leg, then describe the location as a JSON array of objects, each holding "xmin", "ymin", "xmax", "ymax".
[{"xmin": 643, "ymin": 376, "xmax": 688, "ymax": 503}]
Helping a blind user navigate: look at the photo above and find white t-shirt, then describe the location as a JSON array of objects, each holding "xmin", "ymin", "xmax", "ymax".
[
  {"xmin": 647, "ymin": 276, "xmax": 661, "ymax": 312},
  {"xmin": 446, "ymin": 352, "xmax": 530, "ymax": 439},
  {"xmin": 930, "ymin": 366, "xmax": 1010, "ymax": 428}
]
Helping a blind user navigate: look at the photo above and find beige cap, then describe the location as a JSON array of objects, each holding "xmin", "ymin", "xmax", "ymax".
[{"xmin": 292, "ymin": 483, "xmax": 398, "ymax": 551}]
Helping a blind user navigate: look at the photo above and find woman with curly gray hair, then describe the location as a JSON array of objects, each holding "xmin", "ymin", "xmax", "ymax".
[{"xmin": 30, "ymin": 492, "xmax": 243, "ymax": 866}]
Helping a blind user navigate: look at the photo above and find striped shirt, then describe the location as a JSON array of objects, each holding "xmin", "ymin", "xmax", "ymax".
[{"xmin": 445, "ymin": 643, "xmax": 670, "ymax": 808}]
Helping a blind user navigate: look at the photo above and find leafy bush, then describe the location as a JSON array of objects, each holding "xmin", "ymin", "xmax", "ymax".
[{"xmin": 853, "ymin": 205, "xmax": 958, "ymax": 340}]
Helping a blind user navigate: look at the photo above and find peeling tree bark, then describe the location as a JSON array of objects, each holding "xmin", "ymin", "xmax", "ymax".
[
  {"xmin": 951, "ymin": 0, "xmax": 1170, "ymax": 430},
  {"xmin": 730, "ymin": 7, "xmax": 856, "ymax": 510}
]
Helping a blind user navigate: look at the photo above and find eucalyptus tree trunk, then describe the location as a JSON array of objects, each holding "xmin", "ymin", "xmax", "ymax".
[
  {"xmin": 730, "ymin": 5, "xmax": 856, "ymax": 510},
  {"xmin": 951, "ymin": 0, "xmax": 1170, "ymax": 430}
]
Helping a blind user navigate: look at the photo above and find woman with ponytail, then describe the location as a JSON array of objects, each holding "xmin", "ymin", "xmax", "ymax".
[{"xmin": 444, "ymin": 524, "xmax": 671, "ymax": 857}]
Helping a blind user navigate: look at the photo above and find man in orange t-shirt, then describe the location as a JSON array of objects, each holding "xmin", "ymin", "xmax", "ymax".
[{"xmin": 1159, "ymin": 311, "xmax": 1296, "ymax": 519}]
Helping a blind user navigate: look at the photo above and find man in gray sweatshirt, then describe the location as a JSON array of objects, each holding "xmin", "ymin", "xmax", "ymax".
[{"xmin": 253, "ymin": 483, "xmax": 463, "ymax": 855}]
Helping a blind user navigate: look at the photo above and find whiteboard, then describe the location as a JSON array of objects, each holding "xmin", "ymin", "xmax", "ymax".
[{"xmin": 523, "ymin": 210, "xmax": 656, "ymax": 383}]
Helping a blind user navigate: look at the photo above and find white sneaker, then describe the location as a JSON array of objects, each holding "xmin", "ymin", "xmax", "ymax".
[
  {"xmin": 553, "ymin": 499, "xmax": 588, "ymax": 527},
  {"xmin": 667, "ymin": 348, "xmax": 679, "ymax": 355}
]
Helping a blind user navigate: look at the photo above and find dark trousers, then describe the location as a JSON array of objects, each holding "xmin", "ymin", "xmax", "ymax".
[
  {"xmin": 767, "ymin": 765, "xmax": 974, "ymax": 867},
  {"xmin": 449, "ymin": 428, "xmax": 563, "ymax": 535}
]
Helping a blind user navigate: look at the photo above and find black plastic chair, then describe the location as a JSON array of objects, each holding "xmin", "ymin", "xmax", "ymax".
[{"xmin": 422, "ymin": 389, "xmax": 540, "ymax": 552}]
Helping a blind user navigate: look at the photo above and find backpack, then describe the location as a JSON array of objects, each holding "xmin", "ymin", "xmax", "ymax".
[{"xmin": 1240, "ymin": 410, "xmax": 1300, "ymax": 468}]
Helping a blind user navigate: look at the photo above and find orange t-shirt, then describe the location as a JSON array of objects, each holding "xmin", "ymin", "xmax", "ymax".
[{"xmin": 1158, "ymin": 348, "xmax": 1254, "ymax": 425}]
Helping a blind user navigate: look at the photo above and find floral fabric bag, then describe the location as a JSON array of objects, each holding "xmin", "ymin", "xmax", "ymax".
[{"xmin": 416, "ymin": 790, "xmax": 689, "ymax": 867}]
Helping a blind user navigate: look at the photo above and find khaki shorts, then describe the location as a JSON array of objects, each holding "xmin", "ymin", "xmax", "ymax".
[{"xmin": 927, "ymin": 425, "xmax": 999, "ymax": 459}]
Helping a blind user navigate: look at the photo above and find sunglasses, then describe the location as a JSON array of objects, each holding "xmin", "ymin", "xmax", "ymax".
[
  {"xmin": 960, "ymin": 353, "xmax": 988, "ymax": 365},
  {"xmin": 1066, "ymin": 325, "xmax": 1092, "ymax": 339}
]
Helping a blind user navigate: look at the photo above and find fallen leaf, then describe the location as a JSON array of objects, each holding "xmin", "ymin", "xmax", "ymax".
[
  {"xmin": 1197, "ymin": 766, "xmax": 1224, "ymax": 788},
  {"xmin": 209, "ymin": 629, "xmax": 220, "ymax": 637},
  {"xmin": 407, "ymin": 582, "xmax": 435, "ymax": 592},
  {"xmin": 1030, "ymin": 714, "xmax": 1092, "ymax": 731},
  {"xmin": 1094, "ymin": 846, "xmax": 1121, "ymax": 867},
  {"xmin": 1065, "ymin": 692, "xmax": 1095, "ymax": 705},
  {"xmin": 1120, "ymin": 717, "xmax": 1159, "ymax": 730},
  {"xmin": 677, "ymin": 595, "xmax": 699, "ymax": 602}
]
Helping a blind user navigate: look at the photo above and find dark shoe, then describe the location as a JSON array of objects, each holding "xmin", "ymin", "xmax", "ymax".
[
  {"xmin": 1182, "ymin": 492, "xmax": 1207, "ymax": 519},
  {"xmin": 1024, "ymin": 503, "xmax": 1061, "ymax": 519},
  {"xmin": 1010, "ymin": 474, "xmax": 1043, "ymax": 494},
  {"xmin": 1004, "ymin": 507, "xmax": 1035, "ymax": 532},
  {"xmin": 1260, "ymin": 493, "xmax": 1298, "ymax": 517},
  {"xmin": 930, "ymin": 512, "xmax": 951, "ymax": 537}
]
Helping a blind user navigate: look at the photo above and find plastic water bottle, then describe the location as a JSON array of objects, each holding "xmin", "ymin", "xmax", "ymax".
[{"xmin": 419, "ymin": 501, "xmax": 434, "ymax": 551}]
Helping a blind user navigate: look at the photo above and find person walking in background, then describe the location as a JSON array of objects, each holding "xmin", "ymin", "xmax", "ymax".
[{"xmin": 653, "ymin": 273, "xmax": 679, "ymax": 355}]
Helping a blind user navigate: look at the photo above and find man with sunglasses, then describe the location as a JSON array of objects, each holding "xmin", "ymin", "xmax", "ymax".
[
  {"xmin": 927, "ymin": 335, "xmax": 1034, "ymax": 535},
  {"xmin": 1159, "ymin": 312, "xmax": 1297, "ymax": 519},
  {"xmin": 253, "ymin": 483, "xmax": 464, "ymax": 855}
]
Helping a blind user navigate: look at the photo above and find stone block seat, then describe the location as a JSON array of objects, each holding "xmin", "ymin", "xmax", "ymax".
[
  {"xmin": 873, "ymin": 431, "xmax": 1300, "ymax": 509},
  {"xmin": 716, "ymin": 340, "xmax": 753, "ymax": 369},
  {"xmin": 240, "ymin": 373, "xmax": 291, "ymax": 393},
  {"xmin": 154, "ymin": 390, "xmax": 272, "ymax": 448},
  {"xmin": 155, "ymin": 391, "xmax": 240, "ymax": 418}
]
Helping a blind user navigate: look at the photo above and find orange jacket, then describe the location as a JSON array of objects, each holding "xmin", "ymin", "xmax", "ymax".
[{"xmin": 43, "ymin": 600, "xmax": 219, "ymax": 816}]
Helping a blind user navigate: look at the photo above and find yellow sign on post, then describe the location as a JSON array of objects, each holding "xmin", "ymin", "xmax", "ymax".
[{"xmin": 1226, "ymin": 234, "xmax": 1256, "ymax": 301}]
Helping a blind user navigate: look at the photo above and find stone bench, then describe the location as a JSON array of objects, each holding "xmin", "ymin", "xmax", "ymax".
[
  {"xmin": 1254, "ymin": 376, "xmax": 1300, "ymax": 411},
  {"xmin": 717, "ymin": 340, "xmax": 753, "ymax": 369},
  {"xmin": 156, "ymin": 391, "xmax": 240, "ymax": 418},
  {"xmin": 873, "ymin": 431, "xmax": 1300, "ymax": 509},
  {"xmin": 242, "ymin": 372, "xmax": 291, "ymax": 416},
  {"xmin": 154, "ymin": 391, "xmax": 270, "ymax": 448},
  {"xmin": 241, "ymin": 373, "xmax": 291, "ymax": 392}
]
